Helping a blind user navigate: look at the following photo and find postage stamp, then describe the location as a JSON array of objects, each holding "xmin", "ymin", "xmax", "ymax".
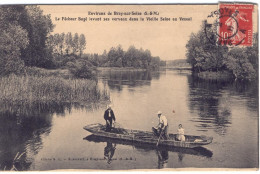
[
  {"xmin": 218, "ymin": 4, "xmax": 254, "ymax": 46},
  {"xmin": 205, "ymin": 3, "xmax": 254, "ymax": 46}
]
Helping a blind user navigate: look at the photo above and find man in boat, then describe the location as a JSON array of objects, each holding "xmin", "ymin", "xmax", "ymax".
[
  {"xmin": 104, "ymin": 104, "xmax": 116, "ymax": 132},
  {"xmin": 152, "ymin": 111, "xmax": 169, "ymax": 139}
]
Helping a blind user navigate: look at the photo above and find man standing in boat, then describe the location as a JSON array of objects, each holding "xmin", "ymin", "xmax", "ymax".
[
  {"xmin": 152, "ymin": 111, "xmax": 169, "ymax": 139},
  {"xmin": 104, "ymin": 104, "xmax": 116, "ymax": 132}
]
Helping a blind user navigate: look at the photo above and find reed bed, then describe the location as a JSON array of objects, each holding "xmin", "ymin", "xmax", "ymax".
[{"xmin": 0, "ymin": 74, "xmax": 109, "ymax": 104}]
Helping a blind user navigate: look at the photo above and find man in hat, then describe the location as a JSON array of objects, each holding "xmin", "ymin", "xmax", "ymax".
[
  {"xmin": 104, "ymin": 105, "xmax": 116, "ymax": 132},
  {"xmin": 152, "ymin": 111, "xmax": 169, "ymax": 139}
]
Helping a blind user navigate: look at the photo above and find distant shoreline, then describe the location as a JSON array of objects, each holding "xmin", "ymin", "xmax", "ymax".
[{"xmin": 97, "ymin": 67, "xmax": 150, "ymax": 71}]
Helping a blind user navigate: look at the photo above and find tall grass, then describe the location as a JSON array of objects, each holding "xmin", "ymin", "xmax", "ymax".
[{"xmin": 0, "ymin": 74, "xmax": 109, "ymax": 104}]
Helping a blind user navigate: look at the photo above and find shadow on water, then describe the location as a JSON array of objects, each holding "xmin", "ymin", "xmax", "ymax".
[
  {"xmin": 98, "ymin": 70, "xmax": 161, "ymax": 91},
  {"xmin": 187, "ymin": 74, "xmax": 258, "ymax": 135},
  {"xmin": 84, "ymin": 134, "xmax": 213, "ymax": 168},
  {"xmin": 0, "ymin": 101, "xmax": 77, "ymax": 171},
  {"xmin": 0, "ymin": 100, "xmax": 107, "ymax": 171}
]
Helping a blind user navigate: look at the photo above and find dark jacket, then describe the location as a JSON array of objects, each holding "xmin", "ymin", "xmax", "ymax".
[{"xmin": 104, "ymin": 109, "xmax": 115, "ymax": 121}]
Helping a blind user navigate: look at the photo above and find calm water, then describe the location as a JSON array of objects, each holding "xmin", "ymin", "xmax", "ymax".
[{"xmin": 0, "ymin": 69, "xmax": 258, "ymax": 170}]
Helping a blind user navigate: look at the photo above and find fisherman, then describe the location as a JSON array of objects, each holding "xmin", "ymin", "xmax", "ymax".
[
  {"xmin": 152, "ymin": 111, "xmax": 169, "ymax": 140},
  {"xmin": 104, "ymin": 104, "xmax": 116, "ymax": 132}
]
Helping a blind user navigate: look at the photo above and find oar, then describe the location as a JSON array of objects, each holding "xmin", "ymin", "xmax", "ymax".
[{"xmin": 156, "ymin": 130, "xmax": 163, "ymax": 147}]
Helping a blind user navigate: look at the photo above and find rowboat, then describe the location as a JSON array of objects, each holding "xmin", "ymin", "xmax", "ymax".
[{"xmin": 83, "ymin": 123, "xmax": 213, "ymax": 148}]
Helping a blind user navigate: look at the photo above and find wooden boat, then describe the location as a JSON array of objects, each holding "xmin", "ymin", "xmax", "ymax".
[{"xmin": 83, "ymin": 123, "xmax": 213, "ymax": 148}]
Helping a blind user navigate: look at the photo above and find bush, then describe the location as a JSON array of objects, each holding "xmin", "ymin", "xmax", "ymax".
[{"xmin": 67, "ymin": 60, "xmax": 96, "ymax": 79}]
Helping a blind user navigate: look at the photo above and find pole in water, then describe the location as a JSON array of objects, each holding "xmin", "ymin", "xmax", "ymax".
[{"xmin": 156, "ymin": 130, "xmax": 163, "ymax": 147}]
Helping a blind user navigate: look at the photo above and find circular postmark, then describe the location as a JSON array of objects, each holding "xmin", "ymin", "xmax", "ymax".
[
  {"xmin": 204, "ymin": 8, "xmax": 243, "ymax": 46},
  {"xmin": 216, "ymin": 15, "xmax": 239, "ymax": 39}
]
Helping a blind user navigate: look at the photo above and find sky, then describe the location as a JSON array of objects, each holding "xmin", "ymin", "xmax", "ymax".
[{"xmin": 39, "ymin": 5, "xmax": 256, "ymax": 60}]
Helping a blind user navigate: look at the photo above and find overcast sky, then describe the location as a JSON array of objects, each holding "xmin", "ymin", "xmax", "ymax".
[{"xmin": 40, "ymin": 5, "xmax": 219, "ymax": 60}]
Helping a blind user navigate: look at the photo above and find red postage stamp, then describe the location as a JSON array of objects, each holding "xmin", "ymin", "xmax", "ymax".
[{"xmin": 218, "ymin": 4, "xmax": 254, "ymax": 46}]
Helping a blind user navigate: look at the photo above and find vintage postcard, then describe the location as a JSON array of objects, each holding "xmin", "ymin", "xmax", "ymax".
[{"xmin": 0, "ymin": 2, "xmax": 258, "ymax": 171}]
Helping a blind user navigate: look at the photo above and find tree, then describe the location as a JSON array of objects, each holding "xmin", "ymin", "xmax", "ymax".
[
  {"xmin": 67, "ymin": 59, "xmax": 96, "ymax": 79},
  {"xmin": 102, "ymin": 45, "xmax": 161, "ymax": 69},
  {"xmin": 107, "ymin": 47, "xmax": 117, "ymax": 64},
  {"xmin": 0, "ymin": 5, "xmax": 29, "ymax": 75},
  {"xmin": 20, "ymin": 5, "xmax": 54, "ymax": 68},
  {"xmin": 115, "ymin": 58, "xmax": 123, "ymax": 67},
  {"xmin": 79, "ymin": 34, "xmax": 86, "ymax": 57},
  {"xmin": 124, "ymin": 45, "xmax": 138, "ymax": 67},
  {"xmin": 224, "ymin": 48, "xmax": 256, "ymax": 80},
  {"xmin": 246, "ymin": 33, "xmax": 258, "ymax": 71},
  {"xmin": 98, "ymin": 50, "xmax": 108, "ymax": 66},
  {"xmin": 72, "ymin": 33, "xmax": 79, "ymax": 55},
  {"xmin": 65, "ymin": 32, "xmax": 73, "ymax": 55},
  {"xmin": 186, "ymin": 20, "xmax": 229, "ymax": 72},
  {"xmin": 186, "ymin": 20, "xmax": 258, "ymax": 80}
]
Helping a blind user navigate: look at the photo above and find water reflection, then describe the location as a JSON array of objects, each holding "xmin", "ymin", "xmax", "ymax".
[
  {"xmin": 156, "ymin": 150, "xmax": 168, "ymax": 169},
  {"xmin": 232, "ymin": 79, "xmax": 258, "ymax": 112},
  {"xmin": 187, "ymin": 75, "xmax": 232, "ymax": 135},
  {"xmin": 84, "ymin": 134, "xmax": 213, "ymax": 168},
  {"xmin": 99, "ymin": 70, "xmax": 161, "ymax": 91},
  {"xmin": 0, "ymin": 101, "xmax": 74, "ymax": 171},
  {"xmin": 187, "ymin": 75, "xmax": 258, "ymax": 135},
  {"xmin": 104, "ymin": 142, "xmax": 116, "ymax": 164}
]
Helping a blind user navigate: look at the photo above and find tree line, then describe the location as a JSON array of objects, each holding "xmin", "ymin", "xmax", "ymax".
[
  {"xmin": 186, "ymin": 20, "xmax": 258, "ymax": 80},
  {"xmin": 0, "ymin": 5, "xmax": 164, "ymax": 79},
  {"xmin": 86, "ymin": 45, "xmax": 165, "ymax": 70},
  {"xmin": 47, "ymin": 32, "xmax": 86, "ymax": 57},
  {"xmin": 0, "ymin": 5, "xmax": 92, "ymax": 78}
]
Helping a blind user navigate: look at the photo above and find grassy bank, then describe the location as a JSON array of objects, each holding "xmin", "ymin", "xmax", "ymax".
[
  {"xmin": 24, "ymin": 67, "xmax": 73, "ymax": 79},
  {"xmin": 0, "ymin": 74, "xmax": 109, "ymax": 104},
  {"xmin": 197, "ymin": 71, "xmax": 233, "ymax": 80}
]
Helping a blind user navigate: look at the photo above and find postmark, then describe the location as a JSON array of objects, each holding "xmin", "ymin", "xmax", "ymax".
[{"xmin": 205, "ymin": 3, "xmax": 254, "ymax": 46}]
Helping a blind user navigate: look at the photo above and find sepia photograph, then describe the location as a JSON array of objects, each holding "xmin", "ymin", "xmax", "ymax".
[{"xmin": 0, "ymin": 2, "xmax": 258, "ymax": 171}]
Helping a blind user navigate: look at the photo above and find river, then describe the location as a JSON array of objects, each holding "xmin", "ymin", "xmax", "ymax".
[{"xmin": 0, "ymin": 69, "xmax": 258, "ymax": 170}]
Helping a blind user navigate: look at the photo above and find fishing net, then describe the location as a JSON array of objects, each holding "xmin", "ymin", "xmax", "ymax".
[
  {"xmin": 111, "ymin": 122, "xmax": 128, "ymax": 134},
  {"xmin": 113, "ymin": 122, "xmax": 122, "ymax": 129}
]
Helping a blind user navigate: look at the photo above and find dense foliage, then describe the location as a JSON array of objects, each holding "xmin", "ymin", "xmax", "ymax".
[
  {"xmin": 0, "ymin": 6, "xmax": 29, "ymax": 75},
  {"xmin": 86, "ymin": 45, "xmax": 164, "ymax": 70},
  {"xmin": 47, "ymin": 32, "xmax": 96, "ymax": 79},
  {"xmin": 0, "ymin": 5, "xmax": 54, "ymax": 75},
  {"xmin": 20, "ymin": 6, "xmax": 54, "ymax": 68},
  {"xmin": 0, "ymin": 5, "xmax": 93, "ymax": 79},
  {"xmin": 67, "ymin": 59, "xmax": 96, "ymax": 79},
  {"xmin": 186, "ymin": 21, "xmax": 258, "ymax": 80}
]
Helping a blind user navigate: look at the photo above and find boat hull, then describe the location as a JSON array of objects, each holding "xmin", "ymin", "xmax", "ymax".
[{"xmin": 83, "ymin": 123, "xmax": 213, "ymax": 148}]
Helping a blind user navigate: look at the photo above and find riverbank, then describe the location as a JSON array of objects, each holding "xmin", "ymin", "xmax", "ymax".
[
  {"xmin": 0, "ymin": 72, "xmax": 109, "ymax": 105},
  {"xmin": 97, "ymin": 67, "xmax": 148, "ymax": 72},
  {"xmin": 197, "ymin": 71, "xmax": 233, "ymax": 80}
]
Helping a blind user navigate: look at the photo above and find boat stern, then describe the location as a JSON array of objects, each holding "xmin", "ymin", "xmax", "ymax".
[{"xmin": 83, "ymin": 123, "xmax": 103, "ymax": 133}]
